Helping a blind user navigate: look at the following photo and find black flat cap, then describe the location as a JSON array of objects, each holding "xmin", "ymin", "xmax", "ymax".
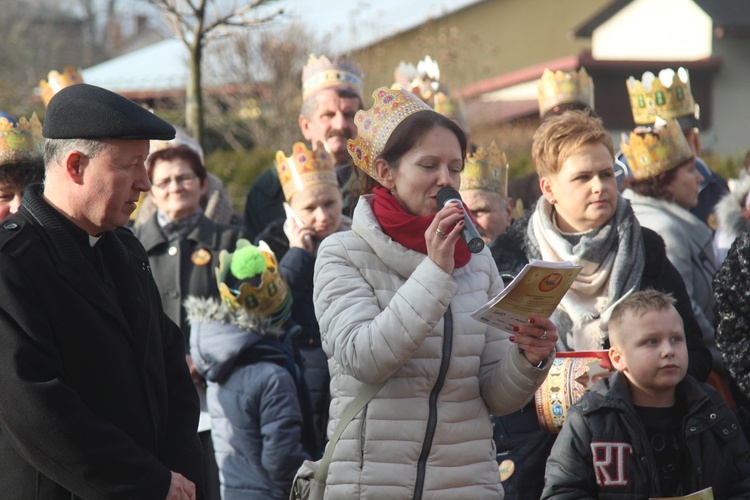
[{"xmin": 43, "ymin": 83, "xmax": 175, "ymax": 141}]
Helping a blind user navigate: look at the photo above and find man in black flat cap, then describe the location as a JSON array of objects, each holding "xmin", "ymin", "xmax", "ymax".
[{"xmin": 0, "ymin": 83, "xmax": 203, "ymax": 499}]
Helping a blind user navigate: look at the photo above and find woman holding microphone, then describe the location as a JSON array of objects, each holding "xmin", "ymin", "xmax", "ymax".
[{"xmin": 312, "ymin": 88, "xmax": 556, "ymax": 499}]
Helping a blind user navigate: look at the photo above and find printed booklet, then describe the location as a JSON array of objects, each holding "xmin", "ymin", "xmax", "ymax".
[{"xmin": 471, "ymin": 259, "xmax": 582, "ymax": 333}]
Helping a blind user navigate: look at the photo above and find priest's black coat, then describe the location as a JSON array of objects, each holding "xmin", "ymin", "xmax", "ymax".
[{"xmin": 0, "ymin": 185, "xmax": 203, "ymax": 499}]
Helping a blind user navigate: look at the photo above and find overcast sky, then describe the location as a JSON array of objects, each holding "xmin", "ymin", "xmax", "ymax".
[{"xmin": 267, "ymin": 0, "xmax": 483, "ymax": 53}]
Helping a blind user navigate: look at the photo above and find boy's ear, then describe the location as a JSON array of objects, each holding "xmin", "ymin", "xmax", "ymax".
[{"xmin": 609, "ymin": 346, "xmax": 625, "ymax": 372}]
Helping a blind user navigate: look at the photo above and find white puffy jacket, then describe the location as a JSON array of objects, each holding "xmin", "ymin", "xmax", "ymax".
[{"xmin": 313, "ymin": 196, "xmax": 551, "ymax": 499}]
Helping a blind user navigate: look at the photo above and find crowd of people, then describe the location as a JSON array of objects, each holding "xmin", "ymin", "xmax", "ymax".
[{"xmin": 0, "ymin": 49, "xmax": 750, "ymax": 500}]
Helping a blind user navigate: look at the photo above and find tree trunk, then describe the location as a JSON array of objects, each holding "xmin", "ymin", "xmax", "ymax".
[{"xmin": 186, "ymin": 41, "xmax": 203, "ymax": 149}]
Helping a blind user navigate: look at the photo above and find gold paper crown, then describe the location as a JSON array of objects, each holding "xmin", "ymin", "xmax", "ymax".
[
  {"xmin": 40, "ymin": 66, "xmax": 84, "ymax": 107},
  {"xmin": 392, "ymin": 56, "xmax": 443, "ymax": 103},
  {"xmin": 433, "ymin": 91, "xmax": 469, "ymax": 129},
  {"xmin": 626, "ymin": 67, "xmax": 695, "ymax": 125},
  {"xmin": 535, "ymin": 352, "xmax": 612, "ymax": 433},
  {"xmin": 621, "ymin": 118, "xmax": 694, "ymax": 180},
  {"xmin": 0, "ymin": 113, "xmax": 44, "ymax": 167},
  {"xmin": 348, "ymin": 88, "xmax": 433, "ymax": 179},
  {"xmin": 275, "ymin": 142, "xmax": 337, "ymax": 202},
  {"xmin": 216, "ymin": 240, "xmax": 291, "ymax": 319},
  {"xmin": 392, "ymin": 58, "xmax": 467, "ymax": 128},
  {"xmin": 537, "ymin": 67, "xmax": 594, "ymax": 118},
  {"xmin": 301, "ymin": 54, "xmax": 363, "ymax": 102},
  {"xmin": 461, "ymin": 141, "xmax": 508, "ymax": 197},
  {"xmin": 392, "ymin": 61, "xmax": 419, "ymax": 93}
]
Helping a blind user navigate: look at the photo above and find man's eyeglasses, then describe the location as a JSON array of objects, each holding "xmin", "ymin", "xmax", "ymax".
[{"xmin": 152, "ymin": 173, "xmax": 198, "ymax": 190}]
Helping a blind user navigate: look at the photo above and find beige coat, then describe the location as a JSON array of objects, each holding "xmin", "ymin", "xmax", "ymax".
[{"xmin": 313, "ymin": 196, "xmax": 551, "ymax": 499}]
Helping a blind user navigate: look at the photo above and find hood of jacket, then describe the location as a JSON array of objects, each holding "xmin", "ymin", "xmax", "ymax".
[{"xmin": 185, "ymin": 296, "xmax": 287, "ymax": 383}]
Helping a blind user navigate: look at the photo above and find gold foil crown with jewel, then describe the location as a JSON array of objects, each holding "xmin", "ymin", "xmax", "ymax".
[
  {"xmin": 40, "ymin": 66, "xmax": 84, "ymax": 107},
  {"xmin": 302, "ymin": 54, "xmax": 364, "ymax": 102},
  {"xmin": 537, "ymin": 67, "xmax": 594, "ymax": 118},
  {"xmin": 461, "ymin": 141, "xmax": 509, "ymax": 197},
  {"xmin": 348, "ymin": 88, "xmax": 433, "ymax": 179},
  {"xmin": 626, "ymin": 67, "xmax": 696, "ymax": 125},
  {"xmin": 216, "ymin": 239, "xmax": 291, "ymax": 320},
  {"xmin": 621, "ymin": 118, "xmax": 694, "ymax": 181},
  {"xmin": 0, "ymin": 113, "xmax": 44, "ymax": 167},
  {"xmin": 275, "ymin": 142, "xmax": 337, "ymax": 202}
]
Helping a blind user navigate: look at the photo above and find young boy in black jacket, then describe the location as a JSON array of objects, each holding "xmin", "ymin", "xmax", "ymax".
[{"xmin": 542, "ymin": 290, "xmax": 750, "ymax": 499}]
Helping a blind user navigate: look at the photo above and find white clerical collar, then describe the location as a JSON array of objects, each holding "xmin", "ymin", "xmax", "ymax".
[{"xmin": 89, "ymin": 234, "xmax": 103, "ymax": 248}]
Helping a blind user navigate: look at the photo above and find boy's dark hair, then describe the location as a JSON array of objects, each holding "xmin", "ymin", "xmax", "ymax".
[{"xmin": 609, "ymin": 290, "xmax": 677, "ymax": 344}]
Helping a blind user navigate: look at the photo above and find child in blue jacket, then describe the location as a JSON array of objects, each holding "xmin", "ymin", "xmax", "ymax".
[{"xmin": 187, "ymin": 240, "xmax": 314, "ymax": 500}]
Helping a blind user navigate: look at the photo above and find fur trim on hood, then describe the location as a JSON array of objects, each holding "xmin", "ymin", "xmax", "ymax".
[
  {"xmin": 185, "ymin": 296, "xmax": 298, "ymax": 383},
  {"xmin": 715, "ymin": 176, "xmax": 750, "ymax": 240},
  {"xmin": 184, "ymin": 296, "xmax": 285, "ymax": 339}
]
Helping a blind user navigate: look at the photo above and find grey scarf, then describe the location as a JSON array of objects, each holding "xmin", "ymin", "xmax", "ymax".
[
  {"xmin": 156, "ymin": 209, "xmax": 203, "ymax": 242},
  {"xmin": 526, "ymin": 194, "xmax": 645, "ymax": 349}
]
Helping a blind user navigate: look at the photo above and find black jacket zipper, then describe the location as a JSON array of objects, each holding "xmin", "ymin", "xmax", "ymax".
[{"xmin": 413, "ymin": 308, "xmax": 453, "ymax": 500}]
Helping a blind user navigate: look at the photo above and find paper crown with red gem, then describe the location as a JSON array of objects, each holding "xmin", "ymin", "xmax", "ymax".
[
  {"xmin": 0, "ymin": 113, "xmax": 44, "ymax": 167},
  {"xmin": 621, "ymin": 118, "xmax": 694, "ymax": 181},
  {"xmin": 626, "ymin": 67, "xmax": 696, "ymax": 125},
  {"xmin": 460, "ymin": 141, "xmax": 508, "ymax": 197},
  {"xmin": 216, "ymin": 239, "xmax": 291, "ymax": 324},
  {"xmin": 347, "ymin": 88, "xmax": 433, "ymax": 180},
  {"xmin": 275, "ymin": 142, "xmax": 337, "ymax": 202},
  {"xmin": 40, "ymin": 66, "xmax": 84, "ymax": 107},
  {"xmin": 537, "ymin": 67, "xmax": 594, "ymax": 119},
  {"xmin": 302, "ymin": 54, "xmax": 364, "ymax": 102}
]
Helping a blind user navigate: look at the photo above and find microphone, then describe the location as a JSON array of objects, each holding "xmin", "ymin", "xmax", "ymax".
[{"xmin": 436, "ymin": 186, "xmax": 485, "ymax": 254}]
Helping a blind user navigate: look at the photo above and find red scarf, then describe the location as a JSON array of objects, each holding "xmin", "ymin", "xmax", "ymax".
[{"xmin": 372, "ymin": 185, "xmax": 471, "ymax": 268}]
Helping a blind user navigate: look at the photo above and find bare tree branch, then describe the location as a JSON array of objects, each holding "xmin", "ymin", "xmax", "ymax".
[{"xmin": 144, "ymin": 0, "xmax": 283, "ymax": 148}]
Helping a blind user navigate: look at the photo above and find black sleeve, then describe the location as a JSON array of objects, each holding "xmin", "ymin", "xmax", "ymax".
[{"xmin": 715, "ymin": 231, "xmax": 750, "ymax": 402}]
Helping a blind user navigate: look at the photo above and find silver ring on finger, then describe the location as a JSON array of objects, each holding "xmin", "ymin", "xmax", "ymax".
[
  {"xmin": 539, "ymin": 330, "xmax": 547, "ymax": 340},
  {"xmin": 436, "ymin": 228, "xmax": 447, "ymax": 238}
]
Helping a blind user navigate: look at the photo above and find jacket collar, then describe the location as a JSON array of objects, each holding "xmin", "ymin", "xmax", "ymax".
[
  {"xmin": 20, "ymin": 185, "xmax": 139, "ymax": 338},
  {"xmin": 582, "ymin": 371, "xmax": 712, "ymax": 418},
  {"xmin": 351, "ymin": 195, "xmax": 428, "ymax": 280}
]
